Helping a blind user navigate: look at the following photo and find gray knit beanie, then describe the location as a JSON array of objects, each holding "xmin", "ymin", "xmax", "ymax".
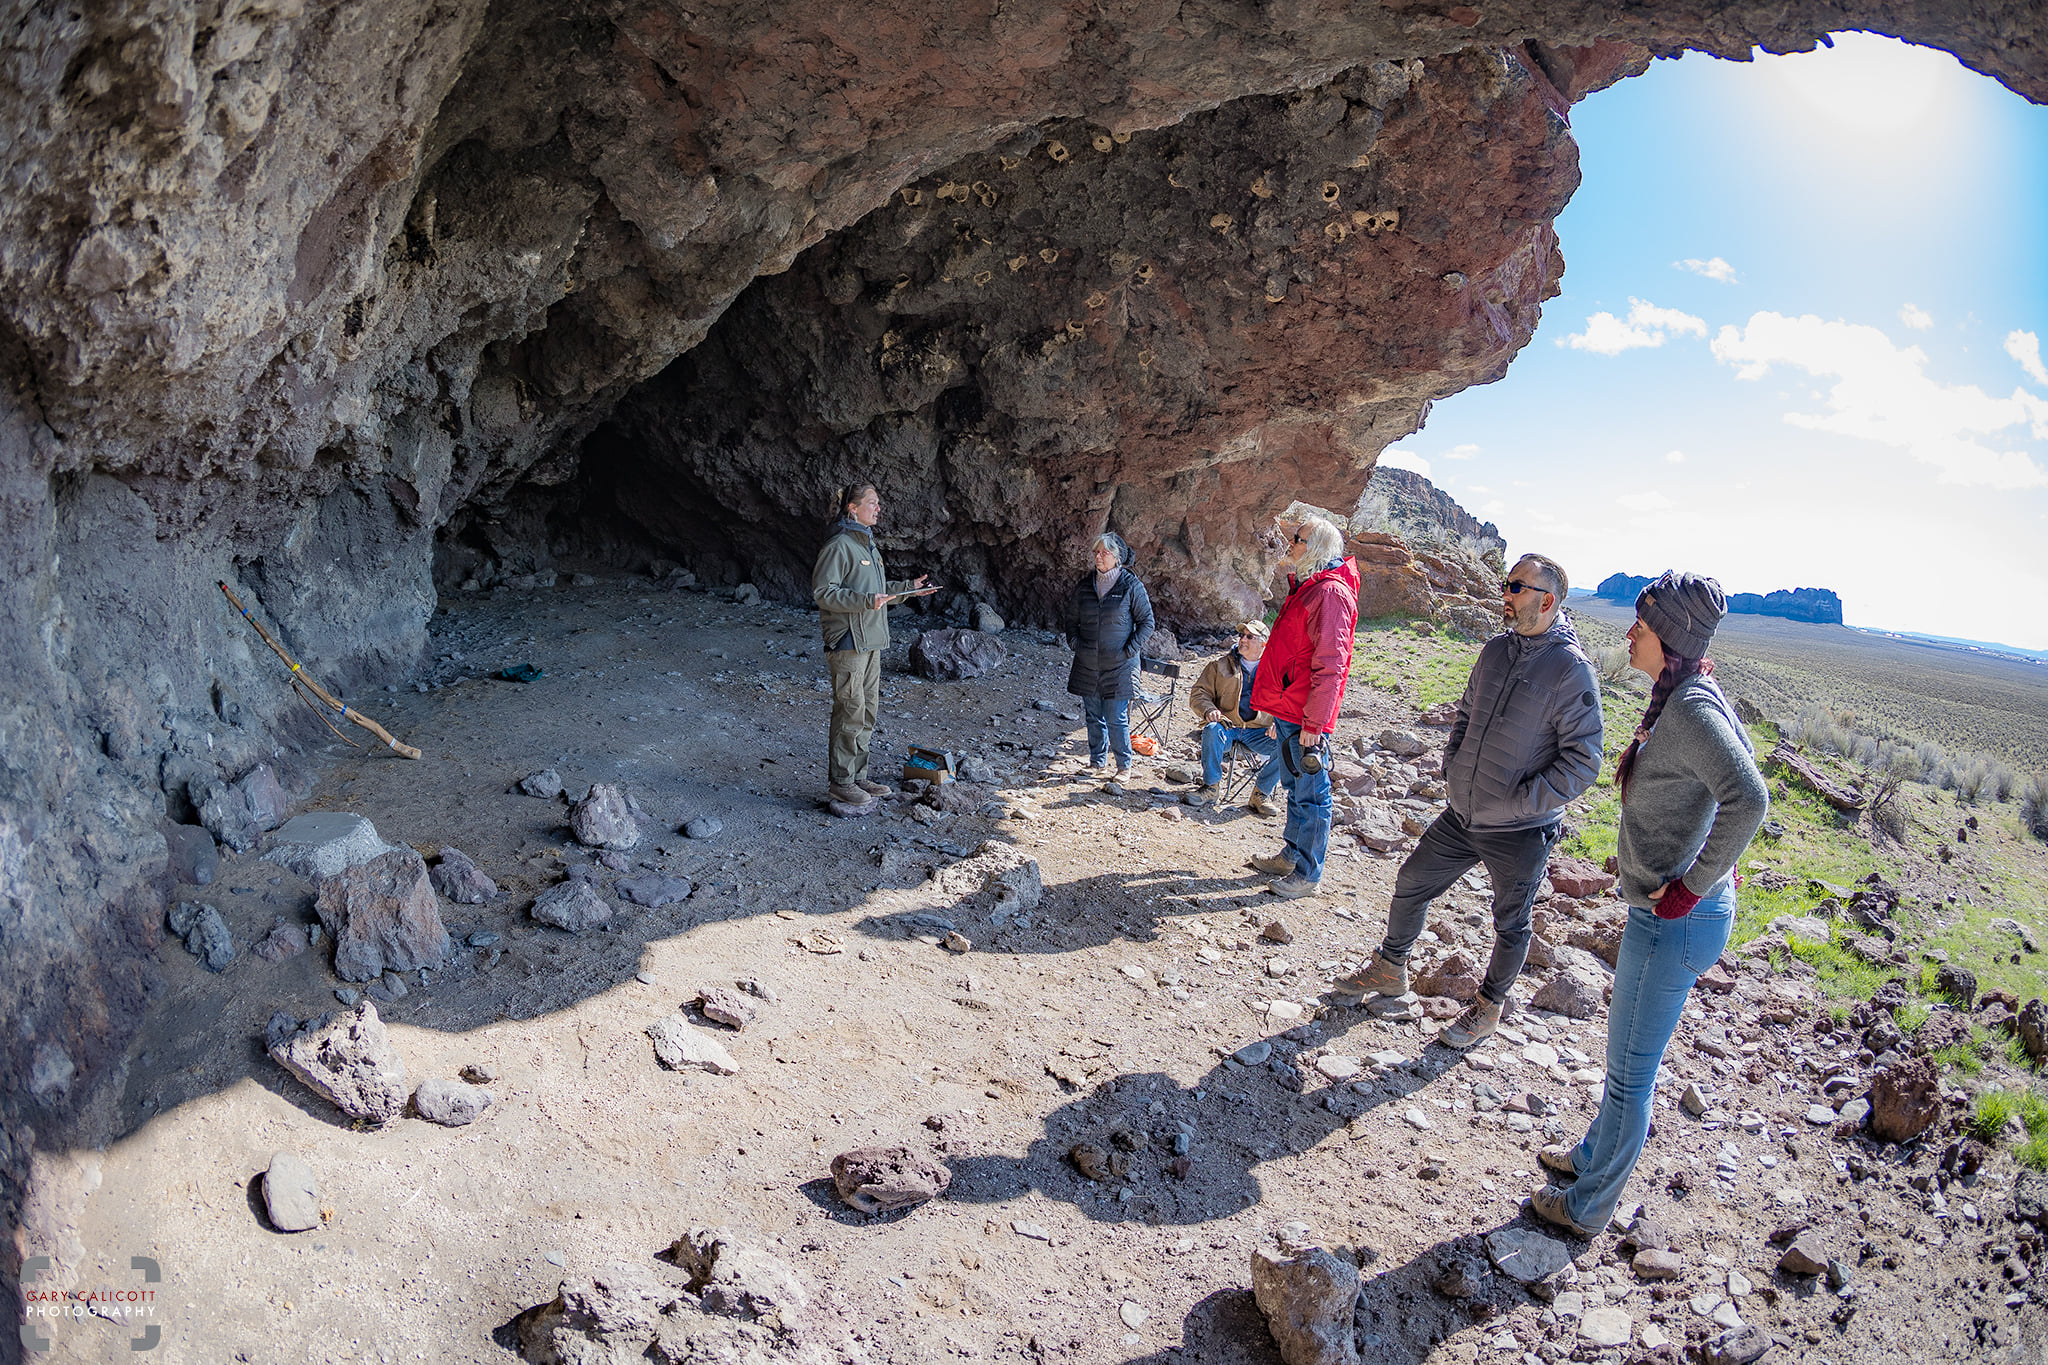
[{"xmin": 1635, "ymin": 570, "xmax": 1725, "ymax": 659}]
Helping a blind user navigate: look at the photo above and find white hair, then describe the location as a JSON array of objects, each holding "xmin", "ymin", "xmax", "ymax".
[{"xmin": 1294, "ymin": 516, "xmax": 1345, "ymax": 567}]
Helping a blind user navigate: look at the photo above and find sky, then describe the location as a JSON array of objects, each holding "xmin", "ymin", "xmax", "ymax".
[{"xmin": 1376, "ymin": 33, "xmax": 2048, "ymax": 650}]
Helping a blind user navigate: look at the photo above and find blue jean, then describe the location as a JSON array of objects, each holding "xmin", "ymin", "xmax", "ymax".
[
  {"xmin": 1563, "ymin": 879, "xmax": 1737, "ymax": 1230},
  {"xmin": 1083, "ymin": 696, "xmax": 1132, "ymax": 769},
  {"xmin": 1273, "ymin": 721, "xmax": 1332, "ymax": 882},
  {"xmin": 1200, "ymin": 723, "xmax": 1279, "ymax": 793}
]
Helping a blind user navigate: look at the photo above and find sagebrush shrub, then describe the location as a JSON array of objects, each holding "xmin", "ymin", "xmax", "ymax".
[{"xmin": 2024, "ymin": 773, "xmax": 2048, "ymax": 841}]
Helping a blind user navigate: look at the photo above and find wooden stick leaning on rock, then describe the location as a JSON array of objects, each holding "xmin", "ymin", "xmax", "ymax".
[{"xmin": 216, "ymin": 580, "xmax": 423, "ymax": 760}]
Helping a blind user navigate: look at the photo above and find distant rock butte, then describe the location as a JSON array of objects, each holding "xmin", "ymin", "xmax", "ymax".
[{"xmin": 1594, "ymin": 575, "xmax": 1843, "ymax": 626}]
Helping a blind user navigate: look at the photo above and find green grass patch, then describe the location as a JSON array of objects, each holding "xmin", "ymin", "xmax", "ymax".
[
  {"xmin": 1934, "ymin": 1041, "xmax": 1985, "ymax": 1076},
  {"xmin": 1775, "ymin": 923, "xmax": 1891, "ymax": 1000},
  {"xmin": 1350, "ymin": 617, "xmax": 1482, "ymax": 710},
  {"xmin": 1896, "ymin": 1001, "xmax": 1931, "ymax": 1033}
]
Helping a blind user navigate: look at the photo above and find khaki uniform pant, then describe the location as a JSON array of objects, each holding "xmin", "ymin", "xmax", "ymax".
[{"xmin": 827, "ymin": 649, "xmax": 881, "ymax": 786}]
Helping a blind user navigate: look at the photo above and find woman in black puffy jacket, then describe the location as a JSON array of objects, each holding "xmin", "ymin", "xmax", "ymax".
[{"xmin": 1064, "ymin": 533, "xmax": 1154, "ymax": 777}]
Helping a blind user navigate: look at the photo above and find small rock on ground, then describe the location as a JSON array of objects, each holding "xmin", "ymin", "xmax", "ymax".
[
  {"xmin": 829, "ymin": 1145, "xmax": 951, "ymax": 1213},
  {"xmin": 532, "ymin": 879, "xmax": 612, "ymax": 933},
  {"xmin": 262, "ymin": 1151, "xmax": 322, "ymax": 1232},
  {"xmin": 647, "ymin": 1016, "xmax": 740, "ymax": 1074},
  {"xmin": 414, "ymin": 1077, "xmax": 493, "ymax": 1126}
]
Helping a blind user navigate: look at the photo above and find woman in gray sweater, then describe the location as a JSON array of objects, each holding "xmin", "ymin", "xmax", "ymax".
[{"xmin": 1529, "ymin": 570, "xmax": 1768, "ymax": 1238}]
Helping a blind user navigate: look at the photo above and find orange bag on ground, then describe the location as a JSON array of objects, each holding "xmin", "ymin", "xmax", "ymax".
[{"xmin": 1130, "ymin": 735, "xmax": 1158, "ymax": 757}]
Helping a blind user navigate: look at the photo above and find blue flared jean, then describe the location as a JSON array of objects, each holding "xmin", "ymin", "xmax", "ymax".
[
  {"xmin": 1082, "ymin": 696, "xmax": 1133, "ymax": 769},
  {"xmin": 1563, "ymin": 878, "xmax": 1737, "ymax": 1230},
  {"xmin": 1273, "ymin": 720, "xmax": 1332, "ymax": 882},
  {"xmin": 1199, "ymin": 723, "xmax": 1279, "ymax": 793}
]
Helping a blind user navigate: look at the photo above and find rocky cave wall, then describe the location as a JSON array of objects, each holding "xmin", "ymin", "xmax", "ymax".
[{"xmin": 3, "ymin": 0, "xmax": 2046, "ymax": 1304}]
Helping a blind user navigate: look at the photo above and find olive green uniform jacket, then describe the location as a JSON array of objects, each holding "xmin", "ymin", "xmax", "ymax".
[{"xmin": 812, "ymin": 520, "xmax": 915, "ymax": 652}]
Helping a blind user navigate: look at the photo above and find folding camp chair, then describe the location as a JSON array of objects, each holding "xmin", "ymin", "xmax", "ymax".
[
  {"xmin": 1130, "ymin": 658, "xmax": 1181, "ymax": 750},
  {"xmin": 1217, "ymin": 736, "xmax": 1265, "ymax": 804}
]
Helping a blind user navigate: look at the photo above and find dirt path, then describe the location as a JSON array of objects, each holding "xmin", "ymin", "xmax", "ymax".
[{"xmin": 23, "ymin": 579, "xmax": 2024, "ymax": 1364}]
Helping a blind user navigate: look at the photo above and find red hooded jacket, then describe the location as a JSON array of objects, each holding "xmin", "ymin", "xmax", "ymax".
[{"xmin": 1248, "ymin": 557, "xmax": 1360, "ymax": 732}]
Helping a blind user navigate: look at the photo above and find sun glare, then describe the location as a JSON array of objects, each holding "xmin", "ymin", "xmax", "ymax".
[{"xmin": 1762, "ymin": 31, "xmax": 1963, "ymax": 140}]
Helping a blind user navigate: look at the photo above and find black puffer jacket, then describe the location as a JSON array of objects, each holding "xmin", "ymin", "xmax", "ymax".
[
  {"xmin": 1064, "ymin": 569, "xmax": 1155, "ymax": 701},
  {"xmin": 1442, "ymin": 611, "xmax": 1604, "ymax": 831}
]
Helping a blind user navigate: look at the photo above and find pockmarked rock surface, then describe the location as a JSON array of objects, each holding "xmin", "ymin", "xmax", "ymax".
[
  {"xmin": 264, "ymin": 1004, "xmax": 409, "ymax": 1122},
  {"xmin": 1250, "ymin": 1241, "xmax": 1362, "ymax": 1365}
]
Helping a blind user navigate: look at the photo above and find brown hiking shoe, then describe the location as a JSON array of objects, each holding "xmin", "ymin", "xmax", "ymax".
[
  {"xmin": 1440, "ymin": 995, "xmax": 1504, "ymax": 1049},
  {"xmin": 1528, "ymin": 1184, "xmax": 1599, "ymax": 1238},
  {"xmin": 854, "ymin": 777, "xmax": 893, "ymax": 797},
  {"xmin": 1268, "ymin": 873, "xmax": 1320, "ymax": 900},
  {"xmin": 1331, "ymin": 950, "xmax": 1408, "ymax": 999},
  {"xmin": 1248, "ymin": 852, "xmax": 1297, "ymax": 877},
  {"xmin": 828, "ymin": 783, "xmax": 873, "ymax": 806},
  {"xmin": 1246, "ymin": 790, "xmax": 1281, "ymax": 818},
  {"xmin": 1538, "ymin": 1145, "xmax": 1578, "ymax": 1179}
]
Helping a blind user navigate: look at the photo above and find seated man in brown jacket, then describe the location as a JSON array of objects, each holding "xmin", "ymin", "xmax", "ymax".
[{"xmin": 1188, "ymin": 621, "xmax": 1282, "ymax": 815}]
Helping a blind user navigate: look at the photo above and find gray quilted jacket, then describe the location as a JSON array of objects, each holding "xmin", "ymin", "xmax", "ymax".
[{"xmin": 1443, "ymin": 611, "xmax": 1604, "ymax": 831}]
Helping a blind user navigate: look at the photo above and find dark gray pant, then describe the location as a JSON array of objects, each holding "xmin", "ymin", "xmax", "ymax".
[{"xmin": 1379, "ymin": 808, "xmax": 1561, "ymax": 1005}]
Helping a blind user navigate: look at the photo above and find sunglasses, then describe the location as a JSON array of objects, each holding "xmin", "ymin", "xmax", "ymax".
[{"xmin": 1501, "ymin": 579, "xmax": 1551, "ymax": 597}]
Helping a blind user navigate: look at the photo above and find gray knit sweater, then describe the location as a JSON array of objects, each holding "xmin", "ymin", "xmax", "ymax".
[{"xmin": 1615, "ymin": 673, "xmax": 1769, "ymax": 908}]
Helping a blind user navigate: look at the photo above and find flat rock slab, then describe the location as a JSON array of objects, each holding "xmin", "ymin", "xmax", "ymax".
[
  {"xmin": 263, "ymin": 1151, "xmax": 322, "ymax": 1232},
  {"xmin": 1485, "ymin": 1228, "xmax": 1570, "ymax": 1285},
  {"xmin": 264, "ymin": 812, "xmax": 399, "ymax": 881},
  {"xmin": 616, "ymin": 874, "xmax": 693, "ymax": 907},
  {"xmin": 1579, "ymin": 1305, "xmax": 1631, "ymax": 1347},
  {"xmin": 265, "ymin": 1003, "xmax": 408, "ymax": 1122},
  {"xmin": 695, "ymin": 987, "xmax": 757, "ymax": 1030},
  {"xmin": 315, "ymin": 847, "xmax": 453, "ymax": 983},
  {"xmin": 1705, "ymin": 1324, "xmax": 1772, "ymax": 1365},
  {"xmin": 414, "ymin": 1077, "xmax": 493, "ymax": 1126},
  {"xmin": 829, "ymin": 1145, "xmax": 951, "ymax": 1212},
  {"xmin": 533, "ymin": 879, "xmax": 613, "ymax": 932},
  {"xmin": 1250, "ymin": 1243, "xmax": 1362, "ymax": 1365},
  {"xmin": 647, "ymin": 1016, "xmax": 740, "ymax": 1074}
]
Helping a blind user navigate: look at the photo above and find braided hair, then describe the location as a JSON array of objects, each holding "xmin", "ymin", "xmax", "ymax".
[{"xmin": 1615, "ymin": 650, "xmax": 1715, "ymax": 801}]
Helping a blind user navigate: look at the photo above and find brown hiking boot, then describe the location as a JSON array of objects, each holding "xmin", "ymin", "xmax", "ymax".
[
  {"xmin": 1440, "ymin": 995, "xmax": 1504, "ymax": 1050},
  {"xmin": 854, "ymin": 777, "xmax": 893, "ymax": 797},
  {"xmin": 1538, "ymin": 1146, "xmax": 1579, "ymax": 1179},
  {"xmin": 1246, "ymin": 790, "xmax": 1281, "ymax": 818},
  {"xmin": 1528, "ymin": 1184, "xmax": 1599, "ymax": 1238},
  {"xmin": 828, "ymin": 783, "xmax": 873, "ymax": 806},
  {"xmin": 1331, "ymin": 950, "xmax": 1408, "ymax": 999},
  {"xmin": 1248, "ymin": 852, "xmax": 1297, "ymax": 877}
]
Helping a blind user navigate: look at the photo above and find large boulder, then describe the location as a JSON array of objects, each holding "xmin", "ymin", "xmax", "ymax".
[
  {"xmin": 1250, "ymin": 1241, "xmax": 1361, "ymax": 1365},
  {"xmin": 910, "ymin": 628, "xmax": 1006, "ymax": 680},
  {"xmin": 313, "ymin": 848, "xmax": 453, "ymax": 983},
  {"xmin": 2018, "ymin": 998, "xmax": 2048, "ymax": 1064},
  {"xmin": 265, "ymin": 1004, "xmax": 408, "ymax": 1122}
]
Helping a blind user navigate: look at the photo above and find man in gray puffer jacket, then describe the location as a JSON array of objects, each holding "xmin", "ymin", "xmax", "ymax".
[{"xmin": 1335, "ymin": 553, "xmax": 1604, "ymax": 1048}]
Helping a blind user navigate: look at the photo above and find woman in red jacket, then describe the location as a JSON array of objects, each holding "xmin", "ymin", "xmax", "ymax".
[{"xmin": 1246, "ymin": 515, "xmax": 1359, "ymax": 900}]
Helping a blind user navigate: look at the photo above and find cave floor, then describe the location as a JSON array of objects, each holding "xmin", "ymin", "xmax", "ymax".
[{"xmin": 34, "ymin": 580, "xmax": 2005, "ymax": 1363}]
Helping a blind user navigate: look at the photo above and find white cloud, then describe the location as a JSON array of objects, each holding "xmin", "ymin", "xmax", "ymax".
[
  {"xmin": 1560, "ymin": 298, "xmax": 1709, "ymax": 355},
  {"xmin": 1675, "ymin": 257, "xmax": 1738, "ymax": 284},
  {"xmin": 1898, "ymin": 303, "xmax": 1933, "ymax": 330},
  {"xmin": 1711, "ymin": 311, "xmax": 2048, "ymax": 489},
  {"xmin": 1378, "ymin": 448, "xmax": 1430, "ymax": 478},
  {"xmin": 2009, "ymin": 330, "xmax": 2048, "ymax": 387},
  {"xmin": 1616, "ymin": 492, "xmax": 1675, "ymax": 513},
  {"xmin": 1480, "ymin": 500, "xmax": 1506, "ymax": 517},
  {"xmin": 1664, "ymin": 450, "xmax": 1686, "ymax": 464},
  {"xmin": 1445, "ymin": 443, "xmax": 1481, "ymax": 460}
]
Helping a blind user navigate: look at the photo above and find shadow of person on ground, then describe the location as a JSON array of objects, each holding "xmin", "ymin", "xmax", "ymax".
[{"xmin": 942, "ymin": 1006, "xmax": 1548, "ymax": 1230}]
